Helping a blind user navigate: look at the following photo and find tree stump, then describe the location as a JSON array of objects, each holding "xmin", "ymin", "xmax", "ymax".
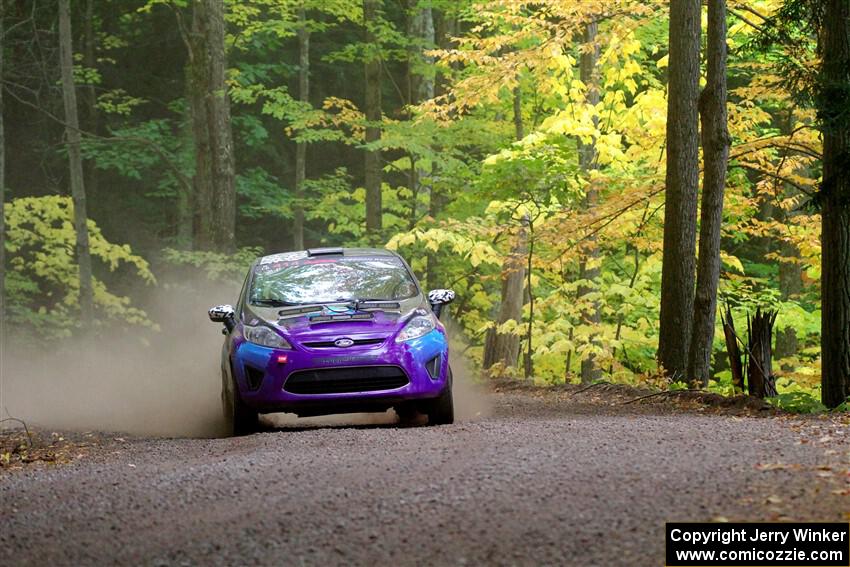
[
  {"xmin": 720, "ymin": 306, "xmax": 744, "ymax": 393},
  {"xmin": 747, "ymin": 308, "xmax": 778, "ymax": 398}
]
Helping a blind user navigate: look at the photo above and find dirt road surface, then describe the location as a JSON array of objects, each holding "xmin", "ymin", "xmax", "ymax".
[{"xmin": 2, "ymin": 385, "xmax": 849, "ymax": 566}]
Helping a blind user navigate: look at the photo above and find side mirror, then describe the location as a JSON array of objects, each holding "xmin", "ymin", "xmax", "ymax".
[
  {"xmin": 427, "ymin": 289, "xmax": 455, "ymax": 319},
  {"xmin": 209, "ymin": 304, "xmax": 236, "ymax": 332}
]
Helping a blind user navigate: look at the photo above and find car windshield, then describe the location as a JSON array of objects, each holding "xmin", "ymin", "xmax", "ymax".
[{"xmin": 249, "ymin": 256, "xmax": 418, "ymax": 305}]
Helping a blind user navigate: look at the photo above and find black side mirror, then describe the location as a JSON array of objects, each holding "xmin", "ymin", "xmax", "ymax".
[
  {"xmin": 427, "ymin": 289, "xmax": 455, "ymax": 319},
  {"xmin": 209, "ymin": 304, "xmax": 236, "ymax": 332}
]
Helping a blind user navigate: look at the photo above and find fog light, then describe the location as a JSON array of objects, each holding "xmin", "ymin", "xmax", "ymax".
[
  {"xmin": 426, "ymin": 355, "xmax": 441, "ymax": 379},
  {"xmin": 277, "ymin": 354, "xmax": 288, "ymax": 364}
]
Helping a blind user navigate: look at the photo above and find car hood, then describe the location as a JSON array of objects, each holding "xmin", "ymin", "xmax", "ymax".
[{"xmin": 244, "ymin": 296, "xmax": 426, "ymax": 344}]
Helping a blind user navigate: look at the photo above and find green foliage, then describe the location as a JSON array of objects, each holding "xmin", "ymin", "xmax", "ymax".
[
  {"xmin": 767, "ymin": 391, "xmax": 827, "ymax": 414},
  {"xmin": 237, "ymin": 168, "xmax": 292, "ymax": 219}
]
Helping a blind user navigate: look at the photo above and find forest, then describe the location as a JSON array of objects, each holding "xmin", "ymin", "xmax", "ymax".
[{"xmin": 1, "ymin": 0, "xmax": 848, "ymax": 411}]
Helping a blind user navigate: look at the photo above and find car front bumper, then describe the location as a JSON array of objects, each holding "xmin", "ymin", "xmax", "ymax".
[{"xmin": 230, "ymin": 328, "xmax": 450, "ymax": 414}]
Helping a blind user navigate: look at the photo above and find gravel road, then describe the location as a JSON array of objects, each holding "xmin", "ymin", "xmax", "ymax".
[{"xmin": 2, "ymin": 386, "xmax": 849, "ymax": 567}]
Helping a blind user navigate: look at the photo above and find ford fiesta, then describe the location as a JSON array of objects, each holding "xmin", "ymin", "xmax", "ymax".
[{"xmin": 208, "ymin": 247, "xmax": 456, "ymax": 435}]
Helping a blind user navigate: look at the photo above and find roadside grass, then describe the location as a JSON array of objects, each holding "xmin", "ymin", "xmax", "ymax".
[{"xmin": 491, "ymin": 369, "xmax": 846, "ymax": 416}]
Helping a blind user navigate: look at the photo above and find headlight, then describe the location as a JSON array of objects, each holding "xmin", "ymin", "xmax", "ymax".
[
  {"xmin": 243, "ymin": 325, "xmax": 292, "ymax": 349},
  {"xmin": 395, "ymin": 314, "xmax": 436, "ymax": 342}
]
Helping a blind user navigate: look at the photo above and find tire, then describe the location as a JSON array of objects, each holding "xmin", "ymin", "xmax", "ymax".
[
  {"xmin": 394, "ymin": 403, "xmax": 419, "ymax": 425},
  {"xmin": 426, "ymin": 368, "xmax": 454, "ymax": 426},
  {"xmin": 222, "ymin": 368, "xmax": 259, "ymax": 436}
]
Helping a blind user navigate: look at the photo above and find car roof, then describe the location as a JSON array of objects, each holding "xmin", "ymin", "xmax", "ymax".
[{"xmin": 255, "ymin": 247, "xmax": 399, "ymax": 265}]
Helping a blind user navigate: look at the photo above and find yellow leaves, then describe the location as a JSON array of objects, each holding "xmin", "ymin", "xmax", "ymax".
[
  {"xmin": 390, "ymin": 232, "xmax": 417, "ymax": 249},
  {"xmin": 721, "ymin": 252, "xmax": 745, "ymax": 275},
  {"xmin": 387, "ymin": 226, "xmax": 502, "ymax": 268},
  {"xmin": 483, "ymin": 148, "xmax": 517, "ymax": 166},
  {"xmin": 469, "ymin": 242, "xmax": 490, "ymax": 267},
  {"xmin": 622, "ymin": 59, "xmax": 642, "ymax": 78},
  {"xmin": 548, "ymin": 53, "xmax": 576, "ymax": 74},
  {"xmin": 4, "ymin": 196, "xmax": 156, "ymax": 331},
  {"xmin": 539, "ymin": 101, "xmax": 600, "ymax": 143},
  {"xmin": 595, "ymin": 132, "xmax": 626, "ymax": 166},
  {"xmin": 495, "ymin": 319, "xmax": 523, "ymax": 336},
  {"xmin": 423, "ymin": 0, "xmax": 659, "ymax": 122}
]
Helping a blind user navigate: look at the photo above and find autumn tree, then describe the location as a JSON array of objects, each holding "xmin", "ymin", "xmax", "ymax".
[
  {"xmin": 578, "ymin": 20, "xmax": 602, "ymax": 383},
  {"xmin": 59, "ymin": 0, "xmax": 94, "ymax": 326},
  {"xmin": 687, "ymin": 0, "xmax": 730, "ymax": 386},
  {"xmin": 658, "ymin": 0, "xmax": 701, "ymax": 381}
]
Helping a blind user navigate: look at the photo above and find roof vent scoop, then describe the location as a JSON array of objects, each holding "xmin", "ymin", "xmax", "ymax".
[{"xmin": 307, "ymin": 247, "xmax": 344, "ymax": 257}]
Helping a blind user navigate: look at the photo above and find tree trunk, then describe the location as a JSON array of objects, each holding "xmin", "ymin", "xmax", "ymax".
[
  {"xmin": 657, "ymin": 0, "xmax": 701, "ymax": 381},
  {"xmin": 687, "ymin": 0, "xmax": 729, "ymax": 387},
  {"xmin": 293, "ymin": 5, "xmax": 309, "ymax": 250},
  {"xmin": 483, "ymin": 220, "xmax": 528, "ymax": 372},
  {"xmin": 578, "ymin": 20, "xmax": 602, "ymax": 384},
  {"xmin": 59, "ymin": 0, "xmax": 94, "ymax": 327},
  {"xmin": 409, "ymin": 3, "xmax": 435, "ymax": 103},
  {"xmin": 820, "ymin": 0, "xmax": 850, "ymax": 408},
  {"xmin": 0, "ymin": 1, "xmax": 5, "ymax": 333},
  {"xmin": 425, "ymin": 7, "xmax": 451, "ymax": 289},
  {"xmin": 512, "ymin": 85, "xmax": 524, "ymax": 140},
  {"xmin": 83, "ymin": 0, "xmax": 99, "ymax": 207},
  {"xmin": 523, "ymin": 217, "xmax": 535, "ymax": 379},
  {"xmin": 405, "ymin": 2, "xmax": 434, "ymax": 233},
  {"xmin": 189, "ymin": 0, "xmax": 236, "ymax": 252},
  {"xmin": 748, "ymin": 308, "xmax": 778, "ymax": 398},
  {"xmin": 483, "ymin": 87, "xmax": 527, "ymax": 372},
  {"xmin": 363, "ymin": 0, "xmax": 382, "ymax": 240},
  {"xmin": 177, "ymin": 101, "xmax": 194, "ymax": 248}
]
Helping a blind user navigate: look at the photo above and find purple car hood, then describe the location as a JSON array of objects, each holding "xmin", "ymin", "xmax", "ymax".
[
  {"xmin": 282, "ymin": 310, "xmax": 405, "ymax": 343},
  {"xmin": 246, "ymin": 298, "xmax": 424, "ymax": 344}
]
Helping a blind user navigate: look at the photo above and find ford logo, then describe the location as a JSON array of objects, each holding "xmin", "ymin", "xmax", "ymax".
[{"xmin": 334, "ymin": 338, "xmax": 355, "ymax": 348}]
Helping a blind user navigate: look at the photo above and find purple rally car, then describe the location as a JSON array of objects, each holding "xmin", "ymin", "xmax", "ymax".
[{"xmin": 208, "ymin": 247, "xmax": 456, "ymax": 435}]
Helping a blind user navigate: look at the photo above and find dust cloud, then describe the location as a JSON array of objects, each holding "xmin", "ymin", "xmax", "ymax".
[
  {"xmin": 0, "ymin": 279, "xmax": 490, "ymax": 437},
  {"xmin": 449, "ymin": 349, "xmax": 491, "ymax": 421},
  {"xmin": 0, "ymin": 278, "xmax": 236, "ymax": 438}
]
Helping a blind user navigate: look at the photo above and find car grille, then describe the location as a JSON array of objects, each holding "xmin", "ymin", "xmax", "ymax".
[
  {"xmin": 302, "ymin": 337, "xmax": 385, "ymax": 349},
  {"xmin": 284, "ymin": 366, "xmax": 409, "ymax": 395}
]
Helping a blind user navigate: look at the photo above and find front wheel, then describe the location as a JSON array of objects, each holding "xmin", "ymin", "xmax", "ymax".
[
  {"xmin": 426, "ymin": 369, "xmax": 454, "ymax": 426},
  {"xmin": 222, "ymin": 369, "xmax": 259, "ymax": 436}
]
